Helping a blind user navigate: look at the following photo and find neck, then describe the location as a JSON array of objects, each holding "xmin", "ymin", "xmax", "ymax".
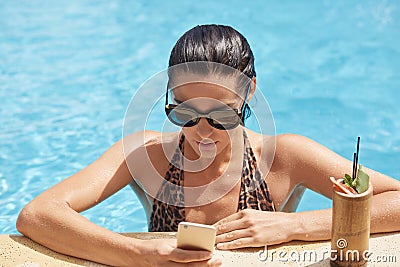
[{"xmin": 183, "ymin": 127, "xmax": 244, "ymax": 177}]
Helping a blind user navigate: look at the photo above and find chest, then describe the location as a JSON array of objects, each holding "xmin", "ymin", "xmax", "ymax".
[{"xmin": 184, "ymin": 178, "xmax": 242, "ymax": 225}]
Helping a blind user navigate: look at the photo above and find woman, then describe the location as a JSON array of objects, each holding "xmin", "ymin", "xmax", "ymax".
[{"xmin": 17, "ymin": 24, "xmax": 400, "ymax": 267}]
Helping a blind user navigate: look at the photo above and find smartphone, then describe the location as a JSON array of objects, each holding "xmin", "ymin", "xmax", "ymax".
[{"xmin": 177, "ymin": 222, "xmax": 217, "ymax": 252}]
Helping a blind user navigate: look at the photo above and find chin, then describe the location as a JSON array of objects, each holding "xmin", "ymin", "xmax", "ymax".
[
  {"xmin": 200, "ymin": 142, "xmax": 230, "ymax": 158},
  {"xmin": 198, "ymin": 149, "xmax": 218, "ymax": 159}
]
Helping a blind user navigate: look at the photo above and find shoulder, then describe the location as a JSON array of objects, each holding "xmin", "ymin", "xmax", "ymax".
[
  {"xmin": 123, "ymin": 130, "xmax": 180, "ymax": 174},
  {"xmin": 275, "ymin": 133, "xmax": 312, "ymax": 147},
  {"xmin": 122, "ymin": 130, "xmax": 178, "ymax": 153},
  {"xmin": 125, "ymin": 130, "xmax": 181, "ymax": 198},
  {"xmin": 275, "ymin": 133, "xmax": 314, "ymax": 154},
  {"xmin": 259, "ymin": 133, "xmax": 326, "ymax": 172},
  {"xmin": 245, "ymin": 131, "xmax": 317, "ymax": 159},
  {"xmin": 246, "ymin": 130, "xmax": 312, "ymax": 150},
  {"xmin": 274, "ymin": 133, "xmax": 334, "ymax": 162}
]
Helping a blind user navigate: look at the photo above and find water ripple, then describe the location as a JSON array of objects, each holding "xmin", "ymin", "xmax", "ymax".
[{"xmin": 1, "ymin": 0, "xmax": 399, "ymax": 233}]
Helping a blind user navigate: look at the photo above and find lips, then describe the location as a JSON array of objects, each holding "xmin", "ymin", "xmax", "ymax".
[{"xmin": 196, "ymin": 140, "xmax": 217, "ymax": 150}]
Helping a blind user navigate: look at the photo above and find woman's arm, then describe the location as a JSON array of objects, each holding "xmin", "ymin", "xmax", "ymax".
[
  {"xmin": 16, "ymin": 131, "xmax": 219, "ymax": 266},
  {"xmin": 283, "ymin": 134, "xmax": 400, "ymax": 241},
  {"xmin": 214, "ymin": 134, "xmax": 400, "ymax": 249},
  {"xmin": 17, "ymin": 138, "xmax": 139, "ymax": 265}
]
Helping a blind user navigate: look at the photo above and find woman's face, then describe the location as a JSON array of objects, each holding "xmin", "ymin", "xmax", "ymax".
[{"xmin": 172, "ymin": 82, "xmax": 244, "ymax": 158}]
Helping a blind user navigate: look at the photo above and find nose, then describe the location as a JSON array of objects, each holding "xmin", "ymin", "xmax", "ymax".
[{"xmin": 196, "ymin": 117, "xmax": 214, "ymax": 138}]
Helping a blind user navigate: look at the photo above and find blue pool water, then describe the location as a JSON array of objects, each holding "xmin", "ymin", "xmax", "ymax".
[{"xmin": 1, "ymin": 0, "xmax": 399, "ymax": 234}]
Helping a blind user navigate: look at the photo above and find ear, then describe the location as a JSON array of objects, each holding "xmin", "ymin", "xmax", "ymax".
[{"xmin": 246, "ymin": 77, "xmax": 257, "ymax": 102}]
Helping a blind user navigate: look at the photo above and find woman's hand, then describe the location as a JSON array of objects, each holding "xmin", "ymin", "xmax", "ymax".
[
  {"xmin": 213, "ymin": 209, "xmax": 298, "ymax": 250},
  {"xmin": 132, "ymin": 238, "xmax": 222, "ymax": 267}
]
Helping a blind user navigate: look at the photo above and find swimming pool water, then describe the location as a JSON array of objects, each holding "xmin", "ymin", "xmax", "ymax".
[{"xmin": 1, "ymin": 0, "xmax": 399, "ymax": 234}]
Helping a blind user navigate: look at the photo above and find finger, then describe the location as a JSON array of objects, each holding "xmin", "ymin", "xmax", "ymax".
[
  {"xmin": 215, "ymin": 217, "xmax": 247, "ymax": 235},
  {"xmin": 216, "ymin": 237, "xmax": 254, "ymax": 250},
  {"xmin": 206, "ymin": 258, "xmax": 223, "ymax": 267},
  {"xmin": 213, "ymin": 211, "xmax": 244, "ymax": 228},
  {"xmin": 186, "ymin": 258, "xmax": 223, "ymax": 267},
  {"xmin": 168, "ymin": 248, "xmax": 212, "ymax": 263},
  {"xmin": 166, "ymin": 258, "xmax": 222, "ymax": 267},
  {"xmin": 215, "ymin": 228, "xmax": 248, "ymax": 244}
]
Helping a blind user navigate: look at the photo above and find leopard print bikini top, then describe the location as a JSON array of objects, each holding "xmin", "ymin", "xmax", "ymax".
[{"xmin": 148, "ymin": 129, "xmax": 275, "ymax": 232}]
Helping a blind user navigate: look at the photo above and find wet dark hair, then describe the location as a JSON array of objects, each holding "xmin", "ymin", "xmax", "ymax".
[
  {"xmin": 169, "ymin": 24, "xmax": 256, "ymax": 78},
  {"xmin": 168, "ymin": 24, "xmax": 255, "ymax": 122}
]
